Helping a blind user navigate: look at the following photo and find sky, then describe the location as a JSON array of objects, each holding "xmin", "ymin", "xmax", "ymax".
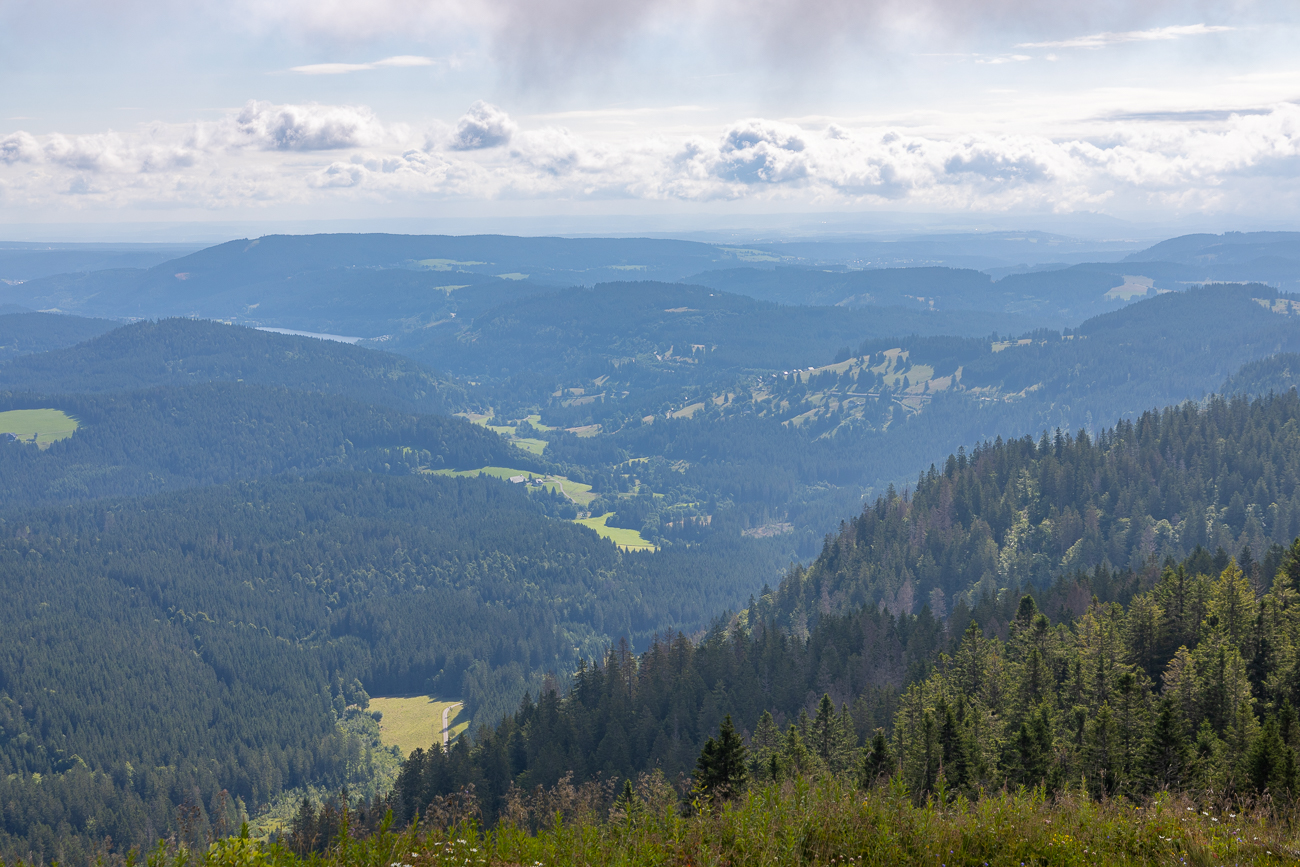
[{"xmin": 2, "ymin": 0, "xmax": 1299, "ymax": 238}]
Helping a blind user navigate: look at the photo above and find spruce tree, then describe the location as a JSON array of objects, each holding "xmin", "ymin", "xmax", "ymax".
[
  {"xmin": 694, "ymin": 715, "xmax": 748, "ymax": 803},
  {"xmin": 862, "ymin": 729, "xmax": 894, "ymax": 786},
  {"xmin": 1140, "ymin": 696, "xmax": 1190, "ymax": 793}
]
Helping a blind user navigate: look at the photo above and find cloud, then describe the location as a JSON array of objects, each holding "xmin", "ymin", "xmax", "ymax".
[
  {"xmin": 1018, "ymin": 23, "xmax": 1234, "ymax": 50},
  {"xmin": 449, "ymin": 101, "xmax": 516, "ymax": 150},
  {"xmin": 290, "ymin": 55, "xmax": 435, "ymax": 75},
  {"xmin": 5, "ymin": 100, "xmax": 1300, "ymax": 219},
  {"xmin": 0, "ymin": 132, "xmax": 41, "ymax": 164},
  {"xmin": 234, "ymin": 100, "xmax": 387, "ymax": 150}
]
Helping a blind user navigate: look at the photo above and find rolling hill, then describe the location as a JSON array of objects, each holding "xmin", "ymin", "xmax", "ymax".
[{"xmin": 0, "ymin": 318, "xmax": 461, "ymax": 414}]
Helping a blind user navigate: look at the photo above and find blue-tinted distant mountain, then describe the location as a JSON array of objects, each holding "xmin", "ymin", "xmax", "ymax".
[
  {"xmin": 0, "ymin": 312, "xmax": 118, "ymax": 361},
  {"xmin": 690, "ymin": 263, "xmax": 1183, "ymax": 327},
  {"xmin": 1126, "ymin": 231, "xmax": 1300, "ymax": 264},
  {"xmin": 0, "ymin": 242, "xmax": 204, "ymax": 282},
  {"xmin": 0, "ymin": 234, "xmax": 795, "ymax": 334},
  {"xmin": 745, "ymin": 230, "xmax": 1142, "ymax": 271},
  {"xmin": 1122, "ymin": 231, "xmax": 1300, "ymax": 289},
  {"xmin": 383, "ymin": 280, "xmax": 1039, "ymax": 382}
]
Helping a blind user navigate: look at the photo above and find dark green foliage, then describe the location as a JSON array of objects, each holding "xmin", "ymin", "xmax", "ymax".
[
  {"xmin": 765, "ymin": 390, "xmax": 1300, "ymax": 632},
  {"xmin": 0, "ymin": 312, "xmax": 118, "ymax": 361},
  {"xmin": 0, "ymin": 382, "xmax": 527, "ymax": 504},
  {"xmin": 0, "ymin": 318, "xmax": 460, "ymax": 413},
  {"xmin": 384, "ymin": 602, "xmax": 944, "ymax": 825},
  {"xmin": 0, "ymin": 470, "xmax": 771, "ymax": 861},
  {"xmin": 694, "ymin": 716, "xmax": 748, "ymax": 804}
]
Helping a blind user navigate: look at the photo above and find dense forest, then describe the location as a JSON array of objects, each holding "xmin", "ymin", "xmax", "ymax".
[
  {"xmin": 0, "ymin": 319, "xmax": 460, "ymax": 414},
  {"xmin": 0, "ymin": 471, "xmax": 778, "ymax": 862},
  {"xmin": 9, "ymin": 235, "xmax": 1300, "ymax": 866},
  {"xmin": 380, "ymin": 538, "xmax": 1300, "ymax": 832},
  {"xmin": 1222, "ymin": 352, "xmax": 1300, "ymax": 397},
  {"xmin": 375, "ymin": 391, "xmax": 1300, "ymax": 827},
  {"xmin": 0, "ymin": 312, "xmax": 117, "ymax": 361},
  {"xmin": 523, "ymin": 289, "xmax": 1300, "ymax": 558},
  {"xmin": 767, "ymin": 391, "xmax": 1300, "ymax": 633},
  {"xmin": 0, "ymin": 382, "xmax": 521, "ymax": 504}
]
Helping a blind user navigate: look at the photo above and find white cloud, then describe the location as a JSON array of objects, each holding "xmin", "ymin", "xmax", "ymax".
[
  {"xmin": 4, "ymin": 99, "xmax": 1300, "ymax": 219},
  {"xmin": 233, "ymin": 100, "xmax": 387, "ymax": 150},
  {"xmin": 290, "ymin": 55, "xmax": 435, "ymax": 75},
  {"xmin": 1018, "ymin": 23, "xmax": 1234, "ymax": 50},
  {"xmin": 449, "ymin": 101, "xmax": 516, "ymax": 150},
  {"xmin": 0, "ymin": 132, "xmax": 41, "ymax": 164},
  {"xmin": 976, "ymin": 55, "xmax": 1031, "ymax": 65}
]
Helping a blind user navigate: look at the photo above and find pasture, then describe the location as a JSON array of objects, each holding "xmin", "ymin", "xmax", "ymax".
[
  {"xmin": 0, "ymin": 408, "xmax": 79, "ymax": 447},
  {"xmin": 430, "ymin": 466, "xmax": 596, "ymax": 506},
  {"xmin": 368, "ymin": 696, "xmax": 466, "ymax": 758},
  {"xmin": 573, "ymin": 512, "xmax": 657, "ymax": 551}
]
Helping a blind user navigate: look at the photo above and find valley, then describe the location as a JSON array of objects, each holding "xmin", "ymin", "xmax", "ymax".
[{"xmin": 3, "ymin": 230, "xmax": 1300, "ymax": 863}]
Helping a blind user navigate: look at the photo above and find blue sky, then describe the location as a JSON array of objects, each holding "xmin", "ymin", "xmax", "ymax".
[{"xmin": 2, "ymin": 0, "xmax": 1299, "ymax": 235}]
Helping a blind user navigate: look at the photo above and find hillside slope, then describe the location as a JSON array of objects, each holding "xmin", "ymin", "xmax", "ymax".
[
  {"xmin": 0, "ymin": 318, "xmax": 461, "ymax": 413},
  {"xmin": 0, "ymin": 312, "xmax": 118, "ymax": 361},
  {"xmin": 0, "ymin": 469, "xmax": 774, "ymax": 862},
  {"xmin": 0, "ymin": 382, "xmax": 526, "ymax": 504}
]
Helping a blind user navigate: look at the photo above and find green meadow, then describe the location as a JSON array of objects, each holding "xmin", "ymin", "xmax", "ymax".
[
  {"xmin": 0, "ymin": 408, "xmax": 79, "ymax": 447},
  {"xmin": 368, "ymin": 697, "xmax": 466, "ymax": 758},
  {"xmin": 573, "ymin": 512, "xmax": 656, "ymax": 551}
]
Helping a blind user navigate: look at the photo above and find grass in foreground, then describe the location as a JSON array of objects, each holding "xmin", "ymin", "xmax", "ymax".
[
  {"xmin": 573, "ymin": 512, "xmax": 656, "ymax": 551},
  {"xmin": 0, "ymin": 408, "xmax": 78, "ymax": 447},
  {"xmin": 178, "ymin": 778, "xmax": 1300, "ymax": 867},
  {"xmin": 368, "ymin": 698, "xmax": 466, "ymax": 759}
]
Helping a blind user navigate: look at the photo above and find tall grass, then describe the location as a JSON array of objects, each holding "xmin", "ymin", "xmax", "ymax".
[{"xmin": 126, "ymin": 777, "xmax": 1300, "ymax": 867}]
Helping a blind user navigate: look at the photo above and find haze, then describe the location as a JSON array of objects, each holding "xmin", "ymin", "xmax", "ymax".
[{"xmin": 3, "ymin": 0, "xmax": 1300, "ymax": 236}]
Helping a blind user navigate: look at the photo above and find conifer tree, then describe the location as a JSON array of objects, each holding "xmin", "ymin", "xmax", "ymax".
[
  {"xmin": 1140, "ymin": 696, "xmax": 1190, "ymax": 793},
  {"xmin": 694, "ymin": 715, "xmax": 748, "ymax": 803}
]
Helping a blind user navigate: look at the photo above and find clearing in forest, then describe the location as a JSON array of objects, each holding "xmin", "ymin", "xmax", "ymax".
[
  {"xmin": 430, "ymin": 466, "xmax": 597, "ymax": 506},
  {"xmin": 0, "ymin": 408, "xmax": 79, "ymax": 447},
  {"xmin": 368, "ymin": 696, "xmax": 466, "ymax": 757},
  {"xmin": 573, "ymin": 512, "xmax": 657, "ymax": 551}
]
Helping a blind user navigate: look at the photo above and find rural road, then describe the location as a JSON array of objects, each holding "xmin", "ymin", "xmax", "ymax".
[{"xmin": 441, "ymin": 702, "xmax": 462, "ymax": 747}]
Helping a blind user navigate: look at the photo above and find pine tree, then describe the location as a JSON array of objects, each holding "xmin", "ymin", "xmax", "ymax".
[
  {"xmin": 748, "ymin": 710, "xmax": 782, "ymax": 782},
  {"xmin": 862, "ymin": 729, "xmax": 893, "ymax": 786},
  {"xmin": 1140, "ymin": 696, "xmax": 1190, "ymax": 793},
  {"xmin": 694, "ymin": 715, "xmax": 748, "ymax": 803}
]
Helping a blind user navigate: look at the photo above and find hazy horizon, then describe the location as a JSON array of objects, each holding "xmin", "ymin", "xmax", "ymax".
[{"xmin": 4, "ymin": 0, "xmax": 1300, "ymax": 231}]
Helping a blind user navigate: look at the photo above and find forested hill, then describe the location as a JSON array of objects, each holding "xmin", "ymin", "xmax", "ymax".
[
  {"xmin": 0, "ymin": 312, "xmax": 118, "ymax": 361},
  {"xmin": 0, "ymin": 470, "xmax": 775, "ymax": 863},
  {"xmin": 0, "ymin": 383, "xmax": 526, "ymax": 504},
  {"xmin": 384, "ymin": 280, "xmax": 1031, "ymax": 392},
  {"xmin": 1222, "ymin": 352, "xmax": 1300, "ymax": 397},
  {"xmin": 0, "ymin": 318, "xmax": 461, "ymax": 414},
  {"xmin": 764, "ymin": 392, "xmax": 1300, "ymax": 634},
  {"xmin": 385, "ymin": 542, "xmax": 1300, "ymax": 828}
]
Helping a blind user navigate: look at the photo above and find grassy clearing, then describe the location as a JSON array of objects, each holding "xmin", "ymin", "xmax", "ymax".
[
  {"xmin": 573, "ymin": 512, "xmax": 657, "ymax": 551},
  {"xmin": 0, "ymin": 408, "xmax": 79, "ymax": 448},
  {"xmin": 429, "ymin": 467, "xmax": 596, "ymax": 506},
  {"xmin": 368, "ymin": 697, "xmax": 466, "ymax": 758},
  {"xmin": 512, "ymin": 437, "xmax": 547, "ymax": 455},
  {"xmin": 456, "ymin": 411, "xmax": 548, "ymax": 454}
]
